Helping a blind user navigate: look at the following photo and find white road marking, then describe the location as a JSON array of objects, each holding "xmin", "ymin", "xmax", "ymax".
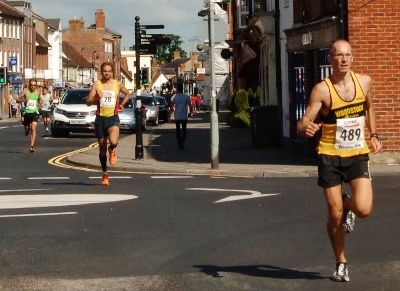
[
  {"xmin": 0, "ymin": 212, "xmax": 77, "ymax": 218},
  {"xmin": 0, "ymin": 126, "xmax": 9, "ymax": 130},
  {"xmin": 186, "ymin": 188, "xmax": 281, "ymax": 203},
  {"xmin": 0, "ymin": 178, "xmax": 11, "ymax": 180},
  {"xmin": 0, "ymin": 188, "xmax": 51, "ymax": 193},
  {"xmin": 151, "ymin": 176, "xmax": 194, "ymax": 179},
  {"xmin": 28, "ymin": 177, "xmax": 71, "ymax": 180},
  {"xmin": 0, "ymin": 194, "xmax": 137, "ymax": 209}
]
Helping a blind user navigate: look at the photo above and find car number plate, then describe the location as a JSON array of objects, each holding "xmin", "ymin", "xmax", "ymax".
[{"xmin": 70, "ymin": 120, "xmax": 86, "ymax": 124}]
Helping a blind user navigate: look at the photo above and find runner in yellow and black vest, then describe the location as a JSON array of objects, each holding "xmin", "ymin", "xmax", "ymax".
[
  {"xmin": 87, "ymin": 62, "xmax": 131, "ymax": 186},
  {"xmin": 297, "ymin": 40, "xmax": 382, "ymax": 282},
  {"xmin": 16, "ymin": 79, "xmax": 42, "ymax": 153}
]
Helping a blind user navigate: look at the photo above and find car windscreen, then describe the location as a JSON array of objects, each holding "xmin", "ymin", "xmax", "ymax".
[
  {"xmin": 61, "ymin": 91, "xmax": 90, "ymax": 104},
  {"xmin": 156, "ymin": 97, "xmax": 166, "ymax": 105},
  {"xmin": 140, "ymin": 96, "xmax": 154, "ymax": 106},
  {"xmin": 119, "ymin": 97, "xmax": 133, "ymax": 109}
]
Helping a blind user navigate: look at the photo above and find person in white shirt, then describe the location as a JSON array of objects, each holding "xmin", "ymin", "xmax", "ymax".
[{"xmin": 171, "ymin": 80, "xmax": 190, "ymax": 150}]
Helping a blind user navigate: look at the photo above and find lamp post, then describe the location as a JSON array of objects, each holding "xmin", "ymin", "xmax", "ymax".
[
  {"xmin": 199, "ymin": 0, "xmax": 219, "ymax": 169},
  {"xmin": 91, "ymin": 49, "xmax": 97, "ymax": 83}
]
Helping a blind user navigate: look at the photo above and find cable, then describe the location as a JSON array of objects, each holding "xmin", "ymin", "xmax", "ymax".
[{"xmin": 348, "ymin": 0, "xmax": 378, "ymax": 14}]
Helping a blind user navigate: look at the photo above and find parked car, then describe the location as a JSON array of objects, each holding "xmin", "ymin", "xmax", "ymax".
[
  {"xmin": 131, "ymin": 93, "xmax": 159, "ymax": 126},
  {"xmin": 51, "ymin": 88, "xmax": 96, "ymax": 137},
  {"xmin": 155, "ymin": 95, "xmax": 169, "ymax": 123},
  {"xmin": 118, "ymin": 95, "xmax": 147, "ymax": 133}
]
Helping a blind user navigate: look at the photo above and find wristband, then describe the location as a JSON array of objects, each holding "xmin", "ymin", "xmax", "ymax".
[{"xmin": 370, "ymin": 133, "xmax": 380, "ymax": 140}]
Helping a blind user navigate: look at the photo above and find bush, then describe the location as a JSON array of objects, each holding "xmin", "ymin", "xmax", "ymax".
[
  {"xmin": 248, "ymin": 88, "xmax": 256, "ymax": 107},
  {"xmin": 230, "ymin": 111, "xmax": 251, "ymax": 128},
  {"xmin": 235, "ymin": 89, "xmax": 249, "ymax": 112}
]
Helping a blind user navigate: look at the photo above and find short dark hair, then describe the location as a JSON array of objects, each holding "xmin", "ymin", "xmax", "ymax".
[
  {"xmin": 29, "ymin": 79, "xmax": 37, "ymax": 85},
  {"xmin": 176, "ymin": 79, "xmax": 184, "ymax": 92},
  {"xmin": 101, "ymin": 62, "xmax": 114, "ymax": 71}
]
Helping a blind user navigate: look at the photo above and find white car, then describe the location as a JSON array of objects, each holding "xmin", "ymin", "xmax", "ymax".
[{"xmin": 51, "ymin": 89, "xmax": 97, "ymax": 137}]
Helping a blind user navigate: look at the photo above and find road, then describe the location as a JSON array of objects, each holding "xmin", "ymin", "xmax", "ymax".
[{"xmin": 0, "ymin": 121, "xmax": 399, "ymax": 290}]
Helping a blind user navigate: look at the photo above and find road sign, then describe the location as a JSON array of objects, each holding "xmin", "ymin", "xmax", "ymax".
[
  {"xmin": 141, "ymin": 38, "xmax": 171, "ymax": 45},
  {"xmin": 140, "ymin": 34, "xmax": 165, "ymax": 38},
  {"xmin": 139, "ymin": 44, "xmax": 157, "ymax": 55},
  {"xmin": 140, "ymin": 25, "xmax": 164, "ymax": 29}
]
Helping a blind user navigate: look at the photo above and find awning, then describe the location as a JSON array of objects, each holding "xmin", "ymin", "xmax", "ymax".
[{"xmin": 36, "ymin": 32, "xmax": 51, "ymax": 48}]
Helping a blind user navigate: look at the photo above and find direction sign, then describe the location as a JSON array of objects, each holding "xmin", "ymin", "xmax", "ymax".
[
  {"xmin": 141, "ymin": 38, "xmax": 171, "ymax": 45},
  {"xmin": 140, "ymin": 34, "xmax": 165, "ymax": 38},
  {"xmin": 139, "ymin": 43, "xmax": 157, "ymax": 55},
  {"xmin": 140, "ymin": 25, "xmax": 164, "ymax": 29}
]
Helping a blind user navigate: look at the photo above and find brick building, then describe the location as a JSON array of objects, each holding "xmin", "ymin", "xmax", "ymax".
[{"xmin": 62, "ymin": 9, "xmax": 128, "ymax": 88}]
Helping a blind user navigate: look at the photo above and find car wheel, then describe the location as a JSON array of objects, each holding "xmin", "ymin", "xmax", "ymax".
[{"xmin": 153, "ymin": 115, "xmax": 159, "ymax": 126}]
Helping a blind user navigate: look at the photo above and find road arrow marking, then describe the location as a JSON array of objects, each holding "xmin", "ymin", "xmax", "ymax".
[{"xmin": 186, "ymin": 188, "xmax": 281, "ymax": 203}]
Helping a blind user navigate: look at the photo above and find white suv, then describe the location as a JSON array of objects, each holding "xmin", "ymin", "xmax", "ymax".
[{"xmin": 51, "ymin": 89, "xmax": 97, "ymax": 137}]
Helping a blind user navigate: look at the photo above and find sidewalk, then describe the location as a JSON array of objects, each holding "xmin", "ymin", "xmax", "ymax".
[{"xmin": 64, "ymin": 111, "xmax": 400, "ymax": 178}]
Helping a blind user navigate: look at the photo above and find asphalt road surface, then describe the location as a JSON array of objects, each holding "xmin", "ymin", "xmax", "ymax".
[{"xmin": 0, "ymin": 122, "xmax": 399, "ymax": 290}]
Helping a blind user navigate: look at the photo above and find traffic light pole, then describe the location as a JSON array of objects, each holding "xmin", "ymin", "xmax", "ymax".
[{"xmin": 134, "ymin": 16, "xmax": 144, "ymax": 160}]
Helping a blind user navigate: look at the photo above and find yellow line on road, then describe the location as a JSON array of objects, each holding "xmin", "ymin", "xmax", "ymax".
[{"xmin": 48, "ymin": 142, "xmax": 100, "ymax": 172}]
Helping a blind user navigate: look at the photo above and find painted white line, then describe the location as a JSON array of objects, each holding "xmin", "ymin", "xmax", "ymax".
[
  {"xmin": 0, "ymin": 188, "xmax": 51, "ymax": 193},
  {"xmin": 151, "ymin": 176, "xmax": 194, "ymax": 179},
  {"xmin": 0, "ymin": 178, "xmax": 11, "ymax": 180},
  {"xmin": 0, "ymin": 194, "xmax": 137, "ymax": 209},
  {"xmin": 0, "ymin": 126, "xmax": 9, "ymax": 130},
  {"xmin": 0, "ymin": 212, "xmax": 77, "ymax": 218},
  {"xmin": 28, "ymin": 177, "xmax": 71, "ymax": 180},
  {"xmin": 88, "ymin": 176, "xmax": 132, "ymax": 179},
  {"xmin": 186, "ymin": 188, "xmax": 281, "ymax": 203}
]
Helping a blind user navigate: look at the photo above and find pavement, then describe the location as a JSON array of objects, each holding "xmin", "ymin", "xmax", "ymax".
[{"xmin": 2, "ymin": 111, "xmax": 400, "ymax": 177}]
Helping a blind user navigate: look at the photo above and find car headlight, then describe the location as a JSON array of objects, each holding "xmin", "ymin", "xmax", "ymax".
[
  {"xmin": 89, "ymin": 110, "xmax": 97, "ymax": 115},
  {"xmin": 55, "ymin": 108, "xmax": 67, "ymax": 115}
]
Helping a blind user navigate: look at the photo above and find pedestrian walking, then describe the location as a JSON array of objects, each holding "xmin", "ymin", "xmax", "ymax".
[
  {"xmin": 86, "ymin": 62, "xmax": 131, "ymax": 186},
  {"xmin": 16, "ymin": 79, "xmax": 42, "ymax": 153},
  {"xmin": 297, "ymin": 39, "xmax": 382, "ymax": 282},
  {"xmin": 171, "ymin": 80, "xmax": 190, "ymax": 150}
]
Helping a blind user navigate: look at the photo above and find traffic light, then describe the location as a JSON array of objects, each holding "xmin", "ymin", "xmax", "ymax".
[
  {"xmin": 0, "ymin": 67, "xmax": 7, "ymax": 85},
  {"xmin": 141, "ymin": 67, "xmax": 149, "ymax": 85}
]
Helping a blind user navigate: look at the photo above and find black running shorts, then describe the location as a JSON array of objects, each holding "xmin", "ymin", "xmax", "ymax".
[
  {"xmin": 94, "ymin": 115, "xmax": 120, "ymax": 139},
  {"xmin": 317, "ymin": 154, "xmax": 371, "ymax": 188},
  {"xmin": 23, "ymin": 112, "xmax": 40, "ymax": 126}
]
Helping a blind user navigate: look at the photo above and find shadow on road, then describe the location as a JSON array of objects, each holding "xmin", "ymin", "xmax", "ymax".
[{"xmin": 193, "ymin": 264, "xmax": 327, "ymax": 280}]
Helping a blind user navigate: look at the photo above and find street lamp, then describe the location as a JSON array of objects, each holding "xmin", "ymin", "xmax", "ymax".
[
  {"xmin": 198, "ymin": 0, "xmax": 219, "ymax": 169},
  {"xmin": 92, "ymin": 49, "xmax": 98, "ymax": 83}
]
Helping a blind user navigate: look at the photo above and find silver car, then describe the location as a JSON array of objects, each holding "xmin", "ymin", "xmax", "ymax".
[
  {"xmin": 118, "ymin": 95, "xmax": 147, "ymax": 133},
  {"xmin": 131, "ymin": 93, "xmax": 160, "ymax": 126}
]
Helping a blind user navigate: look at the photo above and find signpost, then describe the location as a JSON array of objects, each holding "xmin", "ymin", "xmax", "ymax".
[{"xmin": 134, "ymin": 17, "xmax": 171, "ymax": 160}]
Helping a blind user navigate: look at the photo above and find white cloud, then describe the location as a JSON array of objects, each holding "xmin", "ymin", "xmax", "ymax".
[{"xmin": 28, "ymin": 0, "xmax": 206, "ymax": 52}]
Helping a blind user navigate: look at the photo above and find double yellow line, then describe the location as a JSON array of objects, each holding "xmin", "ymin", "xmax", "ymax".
[{"xmin": 48, "ymin": 142, "xmax": 99, "ymax": 172}]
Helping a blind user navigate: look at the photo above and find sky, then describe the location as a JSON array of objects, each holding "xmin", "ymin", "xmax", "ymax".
[{"xmin": 28, "ymin": 0, "xmax": 206, "ymax": 53}]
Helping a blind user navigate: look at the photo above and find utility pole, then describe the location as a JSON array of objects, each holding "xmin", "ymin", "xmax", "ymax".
[{"xmin": 209, "ymin": 2, "xmax": 219, "ymax": 169}]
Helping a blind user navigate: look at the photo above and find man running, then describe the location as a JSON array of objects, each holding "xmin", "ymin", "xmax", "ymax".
[
  {"xmin": 17, "ymin": 79, "xmax": 42, "ymax": 153},
  {"xmin": 297, "ymin": 39, "xmax": 382, "ymax": 282},
  {"xmin": 40, "ymin": 86, "xmax": 53, "ymax": 133},
  {"xmin": 86, "ymin": 62, "xmax": 131, "ymax": 186}
]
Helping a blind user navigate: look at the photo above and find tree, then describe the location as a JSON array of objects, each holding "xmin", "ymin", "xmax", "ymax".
[
  {"xmin": 155, "ymin": 34, "xmax": 187, "ymax": 63},
  {"xmin": 129, "ymin": 34, "xmax": 187, "ymax": 63}
]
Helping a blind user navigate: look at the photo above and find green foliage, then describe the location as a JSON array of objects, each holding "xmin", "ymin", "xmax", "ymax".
[
  {"xmin": 230, "ymin": 111, "xmax": 251, "ymax": 128},
  {"xmin": 228, "ymin": 89, "xmax": 250, "ymax": 128},
  {"xmin": 155, "ymin": 34, "xmax": 187, "ymax": 63},
  {"xmin": 255, "ymin": 86, "xmax": 261, "ymax": 106},
  {"xmin": 235, "ymin": 89, "xmax": 249, "ymax": 112}
]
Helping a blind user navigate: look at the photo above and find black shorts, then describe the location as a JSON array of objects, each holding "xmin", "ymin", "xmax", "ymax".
[
  {"xmin": 42, "ymin": 110, "xmax": 52, "ymax": 118},
  {"xmin": 317, "ymin": 154, "xmax": 371, "ymax": 188},
  {"xmin": 23, "ymin": 112, "xmax": 39, "ymax": 126},
  {"xmin": 94, "ymin": 115, "xmax": 120, "ymax": 139}
]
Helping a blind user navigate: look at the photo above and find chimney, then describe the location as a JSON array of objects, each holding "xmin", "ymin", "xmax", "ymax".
[
  {"xmin": 173, "ymin": 51, "xmax": 181, "ymax": 60},
  {"xmin": 69, "ymin": 16, "xmax": 84, "ymax": 31},
  {"xmin": 95, "ymin": 9, "xmax": 105, "ymax": 29}
]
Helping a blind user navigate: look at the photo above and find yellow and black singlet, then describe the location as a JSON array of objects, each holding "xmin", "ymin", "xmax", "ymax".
[
  {"xmin": 317, "ymin": 71, "xmax": 370, "ymax": 157},
  {"xmin": 96, "ymin": 80, "xmax": 120, "ymax": 117}
]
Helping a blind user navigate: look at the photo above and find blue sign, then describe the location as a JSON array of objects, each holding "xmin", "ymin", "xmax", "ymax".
[
  {"xmin": 10, "ymin": 74, "xmax": 23, "ymax": 84},
  {"xmin": 9, "ymin": 57, "xmax": 17, "ymax": 67}
]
